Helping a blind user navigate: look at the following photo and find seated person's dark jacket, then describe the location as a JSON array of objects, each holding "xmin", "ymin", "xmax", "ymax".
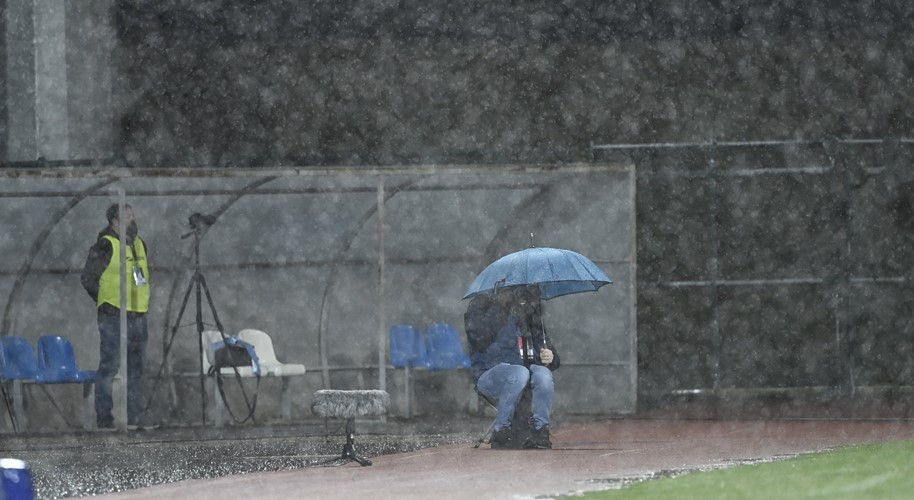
[{"xmin": 469, "ymin": 313, "xmax": 560, "ymax": 384}]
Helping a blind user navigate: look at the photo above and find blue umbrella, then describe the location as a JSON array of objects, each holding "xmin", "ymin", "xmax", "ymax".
[{"xmin": 463, "ymin": 247, "xmax": 612, "ymax": 300}]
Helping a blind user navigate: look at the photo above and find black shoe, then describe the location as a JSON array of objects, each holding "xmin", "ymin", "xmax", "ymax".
[
  {"xmin": 525, "ymin": 426, "xmax": 552, "ymax": 449},
  {"xmin": 490, "ymin": 426, "xmax": 514, "ymax": 449}
]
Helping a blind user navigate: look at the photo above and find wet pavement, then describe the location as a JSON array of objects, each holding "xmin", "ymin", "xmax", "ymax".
[
  {"xmin": 5, "ymin": 415, "xmax": 914, "ymax": 499},
  {"xmin": 0, "ymin": 416, "xmax": 481, "ymax": 499}
]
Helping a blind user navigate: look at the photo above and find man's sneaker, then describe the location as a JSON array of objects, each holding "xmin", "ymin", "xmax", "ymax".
[
  {"xmin": 489, "ymin": 426, "xmax": 514, "ymax": 449},
  {"xmin": 128, "ymin": 422, "xmax": 160, "ymax": 431},
  {"xmin": 525, "ymin": 426, "xmax": 552, "ymax": 449}
]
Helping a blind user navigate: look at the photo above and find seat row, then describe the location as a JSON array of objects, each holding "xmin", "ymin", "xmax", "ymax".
[
  {"xmin": 388, "ymin": 322, "xmax": 472, "ymax": 417},
  {"xmin": 3, "ymin": 325, "xmax": 465, "ymax": 428},
  {"xmin": 389, "ymin": 322, "xmax": 471, "ymax": 370},
  {"xmin": 0, "ymin": 335, "xmax": 96, "ymax": 431}
]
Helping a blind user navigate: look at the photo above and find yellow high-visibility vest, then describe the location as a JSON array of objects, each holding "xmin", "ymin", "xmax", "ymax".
[{"xmin": 97, "ymin": 235, "xmax": 150, "ymax": 312}]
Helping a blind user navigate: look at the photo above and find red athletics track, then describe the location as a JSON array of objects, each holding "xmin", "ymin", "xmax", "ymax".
[{"xmin": 93, "ymin": 418, "xmax": 914, "ymax": 499}]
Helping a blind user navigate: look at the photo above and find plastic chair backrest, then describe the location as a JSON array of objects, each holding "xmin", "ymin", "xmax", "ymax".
[
  {"xmin": 425, "ymin": 322, "xmax": 471, "ymax": 370},
  {"xmin": 37, "ymin": 335, "xmax": 94, "ymax": 383},
  {"xmin": 0, "ymin": 336, "xmax": 39, "ymax": 381},
  {"xmin": 237, "ymin": 329, "xmax": 280, "ymax": 365},
  {"xmin": 389, "ymin": 324, "xmax": 427, "ymax": 367}
]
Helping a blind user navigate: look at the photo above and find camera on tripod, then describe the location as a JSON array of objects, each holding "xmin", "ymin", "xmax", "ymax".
[
  {"xmin": 155, "ymin": 209, "xmax": 251, "ymax": 425},
  {"xmin": 182, "ymin": 213, "xmax": 217, "ymax": 240},
  {"xmin": 188, "ymin": 213, "xmax": 217, "ymax": 230}
]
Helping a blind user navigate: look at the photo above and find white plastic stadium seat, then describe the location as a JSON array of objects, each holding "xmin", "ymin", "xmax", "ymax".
[
  {"xmin": 200, "ymin": 329, "xmax": 306, "ymax": 426},
  {"xmin": 237, "ymin": 328, "xmax": 306, "ymax": 377}
]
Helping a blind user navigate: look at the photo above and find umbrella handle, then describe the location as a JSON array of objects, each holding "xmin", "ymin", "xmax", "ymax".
[{"xmin": 538, "ymin": 309, "xmax": 548, "ymax": 348}]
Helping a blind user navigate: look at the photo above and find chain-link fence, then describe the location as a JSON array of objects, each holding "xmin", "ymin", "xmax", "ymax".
[{"xmin": 597, "ymin": 138, "xmax": 914, "ymax": 412}]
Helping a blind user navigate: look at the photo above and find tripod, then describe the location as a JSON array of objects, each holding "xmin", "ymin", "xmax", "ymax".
[
  {"xmin": 311, "ymin": 417, "xmax": 373, "ymax": 467},
  {"xmin": 145, "ymin": 213, "xmax": 232, "ymax": 425}
]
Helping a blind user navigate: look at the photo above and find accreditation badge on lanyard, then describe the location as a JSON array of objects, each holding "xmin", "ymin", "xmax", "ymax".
[
  {"xmin": 133, "ymin": 266, "xmax": 147, "ymax": 286},
  {"xmin": 129, "ymin": 244, "xmax": 147, "ymax": 286}
]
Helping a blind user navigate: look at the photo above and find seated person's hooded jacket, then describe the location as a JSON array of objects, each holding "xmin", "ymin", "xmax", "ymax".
[{"xmin": 469, "ymin": 312, "xmax": 560, "ymax": 384}]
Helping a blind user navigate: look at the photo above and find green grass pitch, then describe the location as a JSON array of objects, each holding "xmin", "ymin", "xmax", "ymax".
[{"xmin": 578, "ymin": 439, "xmax": 914, "ymax": 500}]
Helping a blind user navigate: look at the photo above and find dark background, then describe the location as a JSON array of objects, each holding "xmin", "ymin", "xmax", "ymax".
[
  {"xmin": 110, "ymin": 0, "xmax": 914, "ymax": 167},
  {"xmin": 633, "ymin": 142, "xmax": 914, "ymax": 414},
  {"xmin": 4, "ymin": 0, "xmax": 914, "ymax": 416},
  {"xmin": 99, "ymin": 0, "xmax": 914, "ymax": 413}
]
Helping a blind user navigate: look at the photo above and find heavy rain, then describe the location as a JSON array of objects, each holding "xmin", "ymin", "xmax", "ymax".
[{"xmin": 2, "ymin": 1, "xmax": 914, "ymax": 499}]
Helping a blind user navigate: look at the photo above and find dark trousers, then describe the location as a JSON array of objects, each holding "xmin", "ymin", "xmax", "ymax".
[{"xmin": 95, "ymin": 309, "xmax": 148, "ymax": 424}]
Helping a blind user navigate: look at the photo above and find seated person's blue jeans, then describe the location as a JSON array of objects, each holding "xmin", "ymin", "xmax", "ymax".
[{"xmin": 476, "ymin": 362, "xmax": 554, "ymax": 431}]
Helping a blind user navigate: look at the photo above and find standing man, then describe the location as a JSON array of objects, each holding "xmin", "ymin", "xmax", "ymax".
[{"xmin": 80, "ymin": 203, "xmax": 150, "ymax": 429}]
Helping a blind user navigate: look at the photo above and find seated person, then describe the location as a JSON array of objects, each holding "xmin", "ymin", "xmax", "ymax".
[{"xmin": 464, "ymin": 286, "xmax": 560, "ymax": 449}]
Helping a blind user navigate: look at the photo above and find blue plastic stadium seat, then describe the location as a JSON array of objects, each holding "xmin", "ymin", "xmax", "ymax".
[
  {"xmin": 388, "ymin": 323, "xmax": 430, "ymax": 418},
  {"xmin": 425, "ymin": 322, "xmax": 471, "ymax": 371},
  {"xmin": 1, "ymin": 335, "xmax": 95, "ymax": 431},
  {"xmin": 389, "ymin": 324, "xmax": 428, "ymax": 368},
  {"xmin": 0, "ymin": 336, "xmax": 40, "ymax": 381},
  {"xmin": 36, "ymin": 335, "xmax": 96, "ymax": 383},
  {"xmin": 1, "ymin": 336, "xmax": 41, "ymax": 431}
]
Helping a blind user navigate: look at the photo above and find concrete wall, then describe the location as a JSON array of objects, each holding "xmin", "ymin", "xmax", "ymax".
[{"xmin": 3, "ymin": 0, "xmax": 113, "ymax": 162}]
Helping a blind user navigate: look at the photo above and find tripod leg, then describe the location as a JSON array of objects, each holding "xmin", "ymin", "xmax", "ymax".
[
  {"xmin": 342, "ymin": 418, "xmax": 372, "ymax": 466},
  {"xmin": 197, "ymin": 274, "xmax": 226, "ymax": 341},
  {"xmin": 194, "ymin": 271, "xmax": 208, "ymax": 424},
  {"xmin": 144, "ymin": 273, "xmax": 202, "ymax": 424},
  {"xmin": 198, "ymin": 273, "xmax": 257, "ymax": 425},
  {"xmin": 474, "ymin": 419, "xmax": 497, "ymax": 448},
  {"xmin": 1, "ymin": 381, "xmax": 17, "ymax": 433}
]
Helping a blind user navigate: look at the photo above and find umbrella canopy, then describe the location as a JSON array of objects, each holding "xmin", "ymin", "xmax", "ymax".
[{"xmin": 463, "ymin": 247, "xmax": 612, "ymax": 300}]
